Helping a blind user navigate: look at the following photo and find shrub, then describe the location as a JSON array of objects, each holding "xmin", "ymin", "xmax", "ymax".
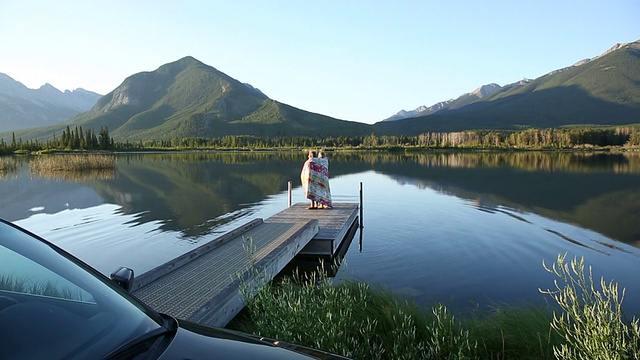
[{"xmin": 540, "ymin": 253, "xmax": 640, "ymax": 359}]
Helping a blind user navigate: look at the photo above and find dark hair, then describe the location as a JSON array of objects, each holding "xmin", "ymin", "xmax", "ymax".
[{"xmin": 309, "ymin": 151, "xmax": 317, "ymax": 157}]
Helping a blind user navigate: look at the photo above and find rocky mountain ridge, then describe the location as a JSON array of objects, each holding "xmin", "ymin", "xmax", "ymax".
[
  {"xmin": 384, "ymin": 81, "xmax": 525, "ymax": 122},
  {"xmin": 374, "ymin": 39, "xmax": 640, "ymax": 134},
  {"xmin": 0, "ymin": 73, "xmax": 102, "ymax": 132},
  {"xmin": 384, "ymin": 40, "xmax": 639, "ymax": 123}
]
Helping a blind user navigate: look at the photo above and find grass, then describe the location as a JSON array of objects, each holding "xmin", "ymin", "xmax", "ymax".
[
  {"xmin": 232, "ymin": 267, "xmax": 477, "ymax": 359},
  {"xmin": 0, "ymin": 157, "xmax": 17, "ymax": 179},
  {"xmin": 28, "ymin": 154, "xmax": 116, "ymax": 180},
  {"xmin": 466, "ymin": 304, "xmax": 558, "ymax": 359},
  {"xmin": 229, "ymin": 255, "xmax": 640, "ymax": 359},
  {"xmin": 0, "ymin": 157, "xmax": 16, "ymax": 171},
  {"xmin": 29, "ymin": 154, "xmax": 115, "ymax": 171}
]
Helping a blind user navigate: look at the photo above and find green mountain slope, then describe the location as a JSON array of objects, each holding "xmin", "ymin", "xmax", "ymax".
[
  {"xmin": 7, "ymin": 56, "xmax": 370, "ymax": 142},
  {"xmin": 375, "ymin": 40, "xmax": 640, "ymax": 134}
]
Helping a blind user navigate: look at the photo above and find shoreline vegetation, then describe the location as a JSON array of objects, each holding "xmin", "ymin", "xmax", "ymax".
[
  {"xmin": 1, "ymin": 125, "xmax": 640, "ymax": 155},
  {"xmin": 28, "ymin": 154, "xmax": 116, "ymax": 172},
  {"xmin": 27, "ymin": 154, "xmax": 116, "ymax": 181},
  {"xmin": 230, "ymin": 254, "xmax": 640, "ymax": 360}
]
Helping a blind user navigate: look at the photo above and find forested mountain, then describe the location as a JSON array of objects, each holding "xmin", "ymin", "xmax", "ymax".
[
  {"xmin": 373, "ymin": 40, "xmax": 640, "ymax": 134},
  {"xmin": 6, "ymin": 57, "xmax": 371, "ymax": 142},
  {"xmin": 0, "ymin": 74, "xmax": 101, "ymax": 132}
]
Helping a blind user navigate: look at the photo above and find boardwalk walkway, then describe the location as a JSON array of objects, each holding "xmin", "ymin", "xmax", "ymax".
[{"xmin": 131, "ymin": 202, "xmax": 359, "ymax": 327}]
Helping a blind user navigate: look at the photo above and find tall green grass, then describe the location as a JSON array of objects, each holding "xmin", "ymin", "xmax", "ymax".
[
  {"xmin": 232, "ymin": 267, "xmax": 476, "ymax": 359},
  {"xmin": 230, "ymin": 254, "xmax": 640, "ymax": 359}
]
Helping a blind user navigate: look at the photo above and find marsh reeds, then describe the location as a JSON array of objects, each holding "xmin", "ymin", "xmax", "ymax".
[
  {"xmin": 0, "ymin": 157, "xmax": 17, "ymax": 179},
  {"xmin": 231, "ymin": 255, "xmax": 640, "ymax": 359},
  {"xmin": 0, "ymin": 157, "xmax": 16, "ymax": 171},
  {"xmin": 29, "ymin": 154, "xmax": 116, "ymax": 180}
]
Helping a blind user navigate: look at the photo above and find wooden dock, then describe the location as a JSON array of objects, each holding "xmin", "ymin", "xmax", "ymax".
[
  {"xmin": 268, "ymin": 203, "xmax": 359, "ymax": 256},
  {"xmin": 131, "ymin": 202, "xmax": 359, "ymax": 327}
]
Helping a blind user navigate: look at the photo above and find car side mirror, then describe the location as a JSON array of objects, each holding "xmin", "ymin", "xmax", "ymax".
[{"xmin": 110, "ymin": 267, "xmax": 135, "ymax": 291}]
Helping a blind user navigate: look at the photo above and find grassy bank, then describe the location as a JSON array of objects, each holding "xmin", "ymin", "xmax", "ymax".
[{"xmin": 229, "ymin": 255, "xmax": 639, "ymax": 359}]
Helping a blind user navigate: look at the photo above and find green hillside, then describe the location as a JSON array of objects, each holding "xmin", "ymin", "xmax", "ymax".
[
  {"xmin": 375, "ymin": 41, "xmax": 640, "ymax": 135},
  {"xmin": 5, "ymin": 56, "xmax": 370, "ymax": 142}
]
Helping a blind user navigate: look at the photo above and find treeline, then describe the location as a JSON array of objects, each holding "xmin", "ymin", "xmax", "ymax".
[
  {"xmin": 1, "ymin": 126, "xmax": 639, "ymax": 154},
  {"xmin": 120, "ymin": 126, "xmax": 640, "ymax": 150},
  {"xmin": 413, "ymin": 127, "xmax": 640, "ymax": 149},
  {"xmin": 1, "ymin": 126, "xmax": 114, "ymax": 153}
]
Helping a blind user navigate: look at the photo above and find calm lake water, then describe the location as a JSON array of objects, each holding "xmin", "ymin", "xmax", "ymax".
[{"xmin": 1, "ymin": 151, "xmax": 639, "ymax": 316}]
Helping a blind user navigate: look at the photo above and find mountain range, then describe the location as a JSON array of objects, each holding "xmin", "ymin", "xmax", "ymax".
[
  {"xmin": 383, "ymin": 82, "xmax": 516, "ymax": 122},
  {"xmin": 5, "ymin": 57, "xmax": 370, "ymax": 142},
  {"xmin": 376, "ymin": 40, "xmax": 640, "ymax": 134},
  {"xmin": 0, "ymin": 74, "xmax": 101, "ymax": 132},
  {"xmin": 1, "ymin": 39, "xmax": 639, "ymax": 142}
]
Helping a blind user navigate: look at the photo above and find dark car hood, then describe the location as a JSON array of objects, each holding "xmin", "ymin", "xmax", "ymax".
[{"xmin": 157, "ymin": 319, "xmax": 337, "ymax": 360}]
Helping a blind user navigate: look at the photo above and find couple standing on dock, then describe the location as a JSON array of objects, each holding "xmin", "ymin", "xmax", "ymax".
[{"xmin": 300, "ymin": 150, "xmax": 333, "ymax": 210}]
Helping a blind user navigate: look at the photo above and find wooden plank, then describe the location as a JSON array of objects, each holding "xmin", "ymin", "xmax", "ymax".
[
  {"xmin": 132, "ymin": 219, "xmax": 318, "ymax": 327},
  {"xmin": 189, "ymin": 219, "xmax": 318, "ymax": 326},
  {"xmin": 132, "ymin": 218, "xmax": 263, "ymax": 291},
  {"xmin": 266, "ymin": 203, "xmax": 359, "ymax": 256}
]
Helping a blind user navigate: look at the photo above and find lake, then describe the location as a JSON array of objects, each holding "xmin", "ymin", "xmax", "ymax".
[{"xmin": 1, "ymin": 151, "xmax": 639, "ymax": 316}]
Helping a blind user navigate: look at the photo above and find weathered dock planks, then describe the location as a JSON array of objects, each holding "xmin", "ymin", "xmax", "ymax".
[
  {"xmin": 131, "ymin": 202, "xmax": 359, "ymax": 327},
  {"xmin": 267, "ymin": 203, "xmax": 359, "ymax": 256},
  {"xmin": 133, "ymin": 218, "xmax": 318, "ymax": 327}
]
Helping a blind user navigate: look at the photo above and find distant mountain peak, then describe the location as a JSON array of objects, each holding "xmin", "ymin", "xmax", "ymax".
[
  {"xmin": 66, "ymin": 56, "xmax": 367, "ymax": 141},
  {"xmin": 383, "ymin": 82, "xmax": 503, "ymax": 122},
  {"xmin": 572, "ymin": 40, "xmax": 640, "ymax": 67},
  {"xmin": 0, "ymin": 74, "xmax": 102, "ymax": 132},
  {"xmin": 243, "ymin": 83, "xmax": 268, "ymax": 98},
  {"xmin": 471, "ymin": 83, "xmax": 500, "ymax": 98}
]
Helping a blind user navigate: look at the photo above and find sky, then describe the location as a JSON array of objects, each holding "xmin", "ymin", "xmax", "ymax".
[{"xmin": 1, "ymin": 1, "xmax": 638, "ymax": 124}]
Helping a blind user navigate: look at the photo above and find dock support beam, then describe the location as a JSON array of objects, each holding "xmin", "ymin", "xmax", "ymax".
[
  {"xmin": 288, "ymin": 181, "xmax": 292, "ymax": 207},
  {"xmin": 359, "ymin": 182, "xmax": 363, "ymax": 228}
]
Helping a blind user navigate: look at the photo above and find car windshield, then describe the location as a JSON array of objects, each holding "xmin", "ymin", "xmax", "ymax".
[{"xmin": 0, "ymin": 220, "xmax": 163, "ymax": 360}]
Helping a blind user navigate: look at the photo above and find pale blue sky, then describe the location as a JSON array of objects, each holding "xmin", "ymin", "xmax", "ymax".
[{"xmin": 1, "ymin": 0, "xmax": 638, "ymax": 124}]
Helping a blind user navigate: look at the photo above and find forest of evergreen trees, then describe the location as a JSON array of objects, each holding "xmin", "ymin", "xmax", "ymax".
[{"xmin": 1, "ymin": 126, "xmax": 639, "ymax": 155}]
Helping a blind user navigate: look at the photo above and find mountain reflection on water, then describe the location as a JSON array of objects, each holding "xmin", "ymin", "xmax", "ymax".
[{"xmin": 1, "ymin": 151, "xmax": 638, "ymax": 246}]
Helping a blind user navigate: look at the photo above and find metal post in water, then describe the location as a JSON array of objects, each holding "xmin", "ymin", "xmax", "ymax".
[
  {"xmin": 359, "ymin": 181, "xmax": 363, "ymax": 228},
  {"xmin": 288, "ymin": 181, "xmax": 292, "ymax": 207},
  {"xmin": 359, "ymin": 181, "xmax": 364, "ymax": 251}
]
